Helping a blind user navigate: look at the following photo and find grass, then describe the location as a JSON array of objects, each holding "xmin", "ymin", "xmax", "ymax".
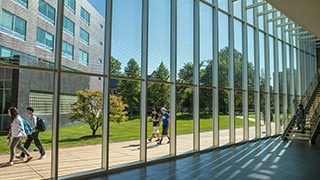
[{"xmin": 0, "ymin": 115, "xmax": 255, "ymax": 154}]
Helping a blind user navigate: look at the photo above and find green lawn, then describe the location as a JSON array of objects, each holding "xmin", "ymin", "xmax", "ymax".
[{"xmin": 0, "ymin": 115, "xmax": 255, "ymax": 154}]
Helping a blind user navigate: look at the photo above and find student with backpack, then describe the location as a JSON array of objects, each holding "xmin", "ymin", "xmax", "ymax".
[
  {"xmin": 5, "ymin": 107, "xmax": 33, "ymax": 166},
  {"xmin": 17, "ymin": 106, "xmax": 47, "ymax": 160}
]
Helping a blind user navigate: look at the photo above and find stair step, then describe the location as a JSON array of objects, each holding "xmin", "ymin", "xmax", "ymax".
[{"xmin": 285, "ymin": 136, "xmax": 310, "ymax": 141}]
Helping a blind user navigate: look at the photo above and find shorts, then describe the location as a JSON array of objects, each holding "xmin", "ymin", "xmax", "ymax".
[
  {"xmin": 162, "ymin": 126, "xmax": 168, "ymax": 135},
  {"xmin": 153, "ymin": 126, "xmax": 159, "ymax": 133}
]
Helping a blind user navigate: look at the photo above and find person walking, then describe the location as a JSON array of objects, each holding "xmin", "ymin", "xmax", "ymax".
[
  {"xmin": 17, "ymin": 106, "xmax": 47, "ymax": 160},
  {"xmin": 294, "ymin": 104, "xmax": 306, "ymax": 133},
  {"xmin": 148, "ymin": 108, "xmax": 160, "ymax": 142},
  {"xmin": 5, "ymin": 107, "xmax": 33, "ymax": 166},
  {"xmin": 157, "ymin": 107, "xmax": 170, "ymax": 145}
]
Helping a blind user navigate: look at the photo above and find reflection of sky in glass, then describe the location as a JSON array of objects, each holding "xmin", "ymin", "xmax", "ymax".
[
  {"xmin": 247, "ymin": 26, "xmax": 254, "ymax": 64},
  {"xmin": 259, "ymin": 32, "xmax": 265, "ymax": 78},
  {"xmin": 218, "ymin": 12, "xmax": 228, "ymax": 51},
  {"xmin": 177, "ymin": 0, "xmax": 193, "ymax": 72},
  {"xmin": 200, "ymin": 3, "xmax": 212, "ymax": 62},
  {"xmin": 148, "ymin": 0, "xmax": 170, "ymax": 74},
  {"xmin": 234, "ymin": 20, "xmax": 242, "ymax": 53},
  {"xmin": 218, "ymin": 0, "xmax": 228, "ymax": 12},
  {"xmin": 269, "ymin": 36, "xmax": 274, "ymax": 87},
  {"xmin": 278, "ymin": 40, "xmax": 283, "ymax": 71},
  {"xmin": 233, "ymin": 1, "xmax": 242, "ymax": 19}
]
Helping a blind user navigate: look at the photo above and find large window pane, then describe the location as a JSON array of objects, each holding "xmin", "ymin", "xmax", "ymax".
[
  {"xmin": 148, "ymin": 0, "xmax": 170, "ymax": 82},
  {"xmin": 177, "ymin": 0, "xmax": 193, "ymax": 84},
  {"xmin": 111, "ymin": 0, "xmax": 142, "ymax": 78},
  {"xmin": 218, "ymin": 12, "xmax": 229, "ymax": 88}
]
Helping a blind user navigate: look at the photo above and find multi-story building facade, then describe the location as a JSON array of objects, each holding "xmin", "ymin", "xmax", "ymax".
[
  {"xmin": 0, "ymin": 0, "xmax": 105, "ymax": 131},
  {"xmin": 0, "ymin": 0, "xmax": 319, "ymax": 179}
]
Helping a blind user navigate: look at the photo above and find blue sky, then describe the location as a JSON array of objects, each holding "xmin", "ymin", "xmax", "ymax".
[{"xmin": 87, "ymin": 0, "xmax": 274, "ymax": 84}]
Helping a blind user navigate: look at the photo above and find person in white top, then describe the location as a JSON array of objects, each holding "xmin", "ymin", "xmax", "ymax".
[
  {"xmin": 6, "ymin": 107, "xmax": 33, "ymax": 166},
  {"xmin": 17, "ymin": 106, "xmax": 46, "ymax": 160}
]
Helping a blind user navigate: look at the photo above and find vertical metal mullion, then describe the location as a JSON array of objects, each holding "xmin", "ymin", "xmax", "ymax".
[
  {"xmin": 212, "ymin": 0, "xmax": 219, "ymax": 147},
  {"xmin": 264, "ymin": 4, "xmax": 271, "ymax": 136},
  {"xmin": 229, "ymin": 1, "xmax": 235, "ymax": 144},
  {"xmin": 140, "ymin": 0, "xmax": 148, "ymax": 161},
  {"xmin": 253, "ymin": 0, "xmax": 261, "ymax": 138},
  {"xmin": 281, "ymin": 18, "xmax": 288, "ymax": 122},
  {"xmin": 273, "ymin": 11, "xmax": 280, "ymax": 134},
  {"xmin": 170, "ymin": 0, "xmax": 177, "ymax": 155},
  {"xmin": 52, "ymin": 0, "xmax": 64, "ymax": 178},
  {"xmin": 296, "ymin": 38, "xmax": 301, "ymax": 97},
  {"xmin": 193, "ymin": 0, "xmax": 200, "ymax": 151},
  {"xmin": 102, "ymin": 0, "xmax": 113, "ymax": 169},
  {"xmin": 242, "ymin": 0, "xmax": 249, "ymax": 141}
]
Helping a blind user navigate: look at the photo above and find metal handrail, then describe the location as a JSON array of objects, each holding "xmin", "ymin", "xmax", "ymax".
[{"xmin": 281, "ymin": 77, "xmax": 320, "ymax": 140}]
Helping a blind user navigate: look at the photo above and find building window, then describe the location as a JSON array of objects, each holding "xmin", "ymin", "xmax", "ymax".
[
  {"xmin": 78, "ymin": 49, "xmax": 88, "ymax": 66},
  {"xmin": 62, "ymin": 41, "xmax": 74, "ymax": 60},
  {"xmin": 38, "ymin": 0, "xmax": 55, "ymax": 25},
  {"xmin": 36, "ymin": 27, "xmax": 54, "ymax": 51},
  {"xmin": 99, "ymin": 59, "xmax": 102, "ymax": 63},
  {"xmin": 99, "ymin": 41, "xmax": 102, "ymax": 46},
  {"xmin": 63, "ymin": 16, "xmax": 74, "ymax": 36},
  {"xmin": 29, "ymin": 92, "xmax": 76, "ymax": 115},
  {"xmin": 80, "ymin": 28, "xmax": 89, "ymax": 45},
  {"xmin": 64, "ymin": 0, "xmax": 75, "ymax": 14},
  {"xmin": 80, "ymin": 7, "xmax": 90, "ymax": 25},
  {"xmin": 0, "ymin": 9, "xmax": 26, "ymax": 40},
  {"xmin": 15, "ymin": 0, "xmax": 28, "ymax": 8}
]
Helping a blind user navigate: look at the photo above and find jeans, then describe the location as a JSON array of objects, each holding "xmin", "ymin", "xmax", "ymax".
[
  {"xmin": 10, "ymin": 137, "xmax": 30, "ymax": 162},
  {"xmin": 21, "ymin": 132, "xmax": 45, "ymax": 158}
]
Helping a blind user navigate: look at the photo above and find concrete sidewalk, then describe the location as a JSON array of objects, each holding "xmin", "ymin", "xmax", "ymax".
[{"xmin": 0, "ymin": 123, "xmax": 276, "ymax": 180}]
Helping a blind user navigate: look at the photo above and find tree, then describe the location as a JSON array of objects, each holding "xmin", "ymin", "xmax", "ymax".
[
  {"xmin": 69, "ymin": 89, "xmax": 128, "ymax": 136},
  {"xmin": 148, "ymin": 62, "xmax": 170, "ymax": 108},
  {"xmin": 117, "ymin": 58, "xmax": 141, "ymax": 119},
  {"xmin": 178, "ymin": 62, "xmax": 193, "ymax": 84},
  {"xmin": 69, "ymin": 89, "xmax": 103, "ymax": 136},
  {"xmin": 109, "ymin": 95, "xmax": 128, "ymax": 123},
  {"xmin": 110, "ymin": 56, "xmax": 122, "ymax": 76},
  {"xmin": 177, "ymin": 63, "xmax": 194, "ymax": 113}
]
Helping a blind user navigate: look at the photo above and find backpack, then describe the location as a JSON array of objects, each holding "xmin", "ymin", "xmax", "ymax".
[
  {"xmin": 22, "ymin": 119, "xmax": 32, "ymax": 135},
  {"xmin": 36, "ymin": 116, "xmax": 46, "ymax": 132}
]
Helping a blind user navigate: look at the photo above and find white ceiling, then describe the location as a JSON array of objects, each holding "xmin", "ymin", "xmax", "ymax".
[{"xmin": 266, "ymin": 0, "xmax": 320, "ymax": 39}]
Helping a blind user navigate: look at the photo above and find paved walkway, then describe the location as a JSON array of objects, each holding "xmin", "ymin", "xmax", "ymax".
[{"xmin": 0, "ymin": 121, "xmax": 276, "ymax": 180}]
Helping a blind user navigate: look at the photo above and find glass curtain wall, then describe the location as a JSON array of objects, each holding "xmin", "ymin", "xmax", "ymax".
[{"xmin": 0, "ymin": 0, "xmax": 318, "ymax": 179}]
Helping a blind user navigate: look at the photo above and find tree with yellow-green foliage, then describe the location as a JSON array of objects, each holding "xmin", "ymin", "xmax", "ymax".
[{"xmin": 70, "ymin": 89, "xmax": 128, "ymax": 136}]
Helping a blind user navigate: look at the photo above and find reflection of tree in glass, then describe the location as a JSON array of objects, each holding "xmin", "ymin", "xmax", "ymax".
[
  {"xmin": 117, "ymin": 59, "xmax": 141, "ymax": 119},
  {"xmin": 110, "ymin": 56, "xmax": 122, "ymax": 76},
  {"xmin": 148, "ymin": 62, "xmax": 170, "ymax": 109},
  {"xmin": 69, "ymin": 89, "xmax": 128, "ymax": 136},
  {"xmin": 175, "ymin": 47, "xmax": 257, "ymax": 114}
]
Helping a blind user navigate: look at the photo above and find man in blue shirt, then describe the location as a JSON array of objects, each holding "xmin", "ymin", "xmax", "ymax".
[{"xmin": 157, "ymin": 107, "xmax": 170, "ymax": 145}]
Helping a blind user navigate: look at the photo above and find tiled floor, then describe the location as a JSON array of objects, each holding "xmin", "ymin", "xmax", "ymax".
[{"xmin": 89, "ymin": 137, "xmax": 320, "ymax": 180}]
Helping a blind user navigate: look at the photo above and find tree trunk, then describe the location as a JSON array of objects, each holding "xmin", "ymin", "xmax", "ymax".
[{"xmin": 92, "ymin": 129, "xmax": 96, "ymax": 136}]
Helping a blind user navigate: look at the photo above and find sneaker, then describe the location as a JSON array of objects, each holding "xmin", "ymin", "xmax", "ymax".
[
  {"xmin": 157, "ymin": 141, "xmax": 162, "ymax": 145},
  {"xmin": 39, "ymin": 154, "xmax": 47, "ymax": 160},
  {"xmin": 148, "ymin": 138, "xmax": 152, "ymax": 142},
  {"xmin": 167, "ymin": 141, "xmax": 170, "ymax": 144},
  {"xmin": 155, "ymin": 139, "xmax": 160, "ymax": 142},
  {"xmin": 4, "ymin": 162, "xmax": 13, "ymax": 166},
  {"xmin": 26, "ymin": 156, "xmax": 33, "ymax": 162},
  {"xmin": 15, "ymin": 156, "xmax": 24, "ymax": 160}
]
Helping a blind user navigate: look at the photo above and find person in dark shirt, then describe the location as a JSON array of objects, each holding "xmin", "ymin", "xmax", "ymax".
[
  {"xmin": 294, "ymin": 104, "xmax": 306, "ymax": 133},
  {"xmin": 148, "ymin": 108, "xmax": 160, "ymax": 142}
]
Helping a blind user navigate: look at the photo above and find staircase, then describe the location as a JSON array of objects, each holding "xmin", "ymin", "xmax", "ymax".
[{"xmin": 282, "ymin": 86, "xmax": 320, "ymax": 142}]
